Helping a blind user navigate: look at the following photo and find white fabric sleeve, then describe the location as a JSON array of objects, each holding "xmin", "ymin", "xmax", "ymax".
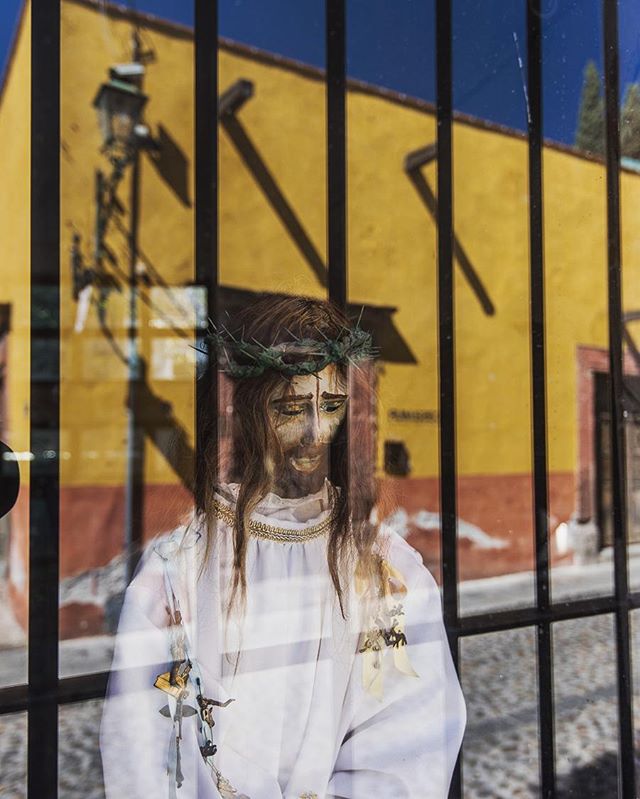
[
  {"xmin": 99, "ymin": 552, "xmax": 179, "ymax": 799},
  {"xmin": 99, "ymin": 546, "xmax": 277, "ymax": 799},
  {"xmin": 327, "ymin": 546, "xmax": 466, "ymax": 799}
]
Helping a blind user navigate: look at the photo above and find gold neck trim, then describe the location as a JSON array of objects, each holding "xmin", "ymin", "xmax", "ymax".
[{"xmin": 211, "ymin": 499, "xmax": 332, "ymax": 543}]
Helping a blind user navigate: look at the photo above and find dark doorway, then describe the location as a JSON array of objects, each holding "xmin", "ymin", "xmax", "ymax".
[{"xmin": 594, "ymin": 371, "xmax": 640, "ymax": 547}]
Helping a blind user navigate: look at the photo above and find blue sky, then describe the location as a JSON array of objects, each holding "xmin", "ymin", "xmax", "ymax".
[{"xmin": 2, "ymin": 0, "xmax": 640, "ymax": 145}]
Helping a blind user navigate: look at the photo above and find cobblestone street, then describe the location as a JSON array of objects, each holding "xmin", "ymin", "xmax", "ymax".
[
  {"xmin": 461, "ymin": 613, "xmax": 640, "ymax": 797},
  {"xmin": 0, "ymin": 612, "xmax": 638, "ymax": 798}
]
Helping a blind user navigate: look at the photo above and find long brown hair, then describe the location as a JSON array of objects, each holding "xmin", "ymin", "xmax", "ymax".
[{"xmin": 196, "ymin": 295, "xmax": 383, "ymax": 615}]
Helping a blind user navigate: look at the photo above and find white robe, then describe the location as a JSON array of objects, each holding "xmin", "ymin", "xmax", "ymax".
[{"xmin": 99, "ymin": 483, "xmax": 466, "ymax": 798}]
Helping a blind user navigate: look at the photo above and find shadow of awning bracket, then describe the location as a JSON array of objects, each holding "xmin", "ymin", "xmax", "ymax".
[{"xmin": 404, "ymin": 142, "xmax": 496, "ymax": 317}]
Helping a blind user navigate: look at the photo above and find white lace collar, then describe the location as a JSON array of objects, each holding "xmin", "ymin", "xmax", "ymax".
[{"xmin": 215, "ymin": 479, "xmax": 333, "ymax": 525}]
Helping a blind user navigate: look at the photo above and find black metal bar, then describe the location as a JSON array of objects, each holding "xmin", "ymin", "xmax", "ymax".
[
  {"xmin": 0, "ymin": 672, "xmax": 108, "ymax": 716},
  {"xmin": 435, "ymin": 0, "xmax": 457, "ymax": 646},
  {"xmin": 326, "ymin": 0, "xmax": 347, "ymax": 310},
  {"xmin": 326, "ymin": 0, "xmax": 348, "ymax": 532},
  {"xmin": 29, "ymin": 2, "xmax": 60, "ymax": 796},
  {"xmin": 123, "ymin": 140, "xmax": 144, "ymax": 584},
  {"xmin": 2, "ymin": 586, "xmax": 639, "ymax": 717},
  {"xmin": 602, "ymin": 2, "xmax": 637, "ymax": 795},
  {"xmin": 435, "ymin": 2, "xmax": 461, "ymax": 797},
  {"xmin": 0, "ymin": 584, "xmax": 637, "ymax": 719},
  {"xmin": 458, "ymin": 591, "xmax": 639, "ymax": 636},
  {"xmin": 0, "ymin": 684, "xmax": 28, "ymax": 716},
  {"xmin": 526, "ymin": 3, "xmax": 556, "ymax": 796},
  {"xmin": 194, "ymin": 0, "xmax": 219, "ymax": 504}
]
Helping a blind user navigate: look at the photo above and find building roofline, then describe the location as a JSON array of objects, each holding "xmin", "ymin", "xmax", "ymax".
[
  {"xmin": 0, "ymin": 0, "xmax": 620, "ymax": 174},
  {"xmin": 0, "ymin": 0, "xmax": 28, "ymax": 115},
  {"xmin": 68, "ymin": 0, "xmax": 194, "ymax": 38}
]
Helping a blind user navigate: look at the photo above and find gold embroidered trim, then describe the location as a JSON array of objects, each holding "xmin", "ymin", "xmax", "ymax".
[{"xmin": 212, "ymin": 499, "xmax": 332, "ymax": 543}]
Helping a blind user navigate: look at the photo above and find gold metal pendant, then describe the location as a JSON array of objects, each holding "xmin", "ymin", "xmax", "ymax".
[{"xmin": 154, "ymin": 658, "xmax": 192, "ymax": 700}]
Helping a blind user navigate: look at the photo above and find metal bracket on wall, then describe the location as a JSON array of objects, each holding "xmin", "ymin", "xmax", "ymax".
[{"xmin": 404, "ymin": 141, "xmax": 495, "ymax": 317}]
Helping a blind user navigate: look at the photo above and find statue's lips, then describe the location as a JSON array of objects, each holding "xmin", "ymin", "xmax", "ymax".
[{"xmin": 290, "ymin": 453, "xmax": 323, "ymax": 473}]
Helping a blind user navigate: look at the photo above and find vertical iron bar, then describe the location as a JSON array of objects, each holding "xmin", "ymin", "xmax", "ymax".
[
  {"xmin": 124, "ymin": 33, "xmax": 145, "ymax": 583},
  {"xmin": 326, "ymin": 0, "xmax": 348, "ymax": 517},
  {"xmin": 195, "ymin": 0, "xmax": 219, "ymax": 502},
  {"xmin": 526, "ymin": 2, "xmax": 556, "ymax": 796},
  {"xmin": 602, "ymin": 1, "xmax": 637, "ymax": 796},
  {"xmin": 124, "ymin": 134, "xmax": 143, "ymax": 584},
  {"xmin": 326, "ymin": 0, "xmax": 347, "ymax": 310},
  {"xmin": 29, "ymin": 1, "xmax": 60, "ymax": 796},
  {"xmin": 435, "ymin": 2, "xmax": 461, "ymax": 797}
]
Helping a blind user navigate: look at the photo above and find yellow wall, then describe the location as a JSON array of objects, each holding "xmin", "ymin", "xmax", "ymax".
[
  {"xmin": 453, "ymin": 122, "xmax": 532, "ymax": 477},
  {"xmin": 544, "ymin": 149, "xmax": 608, "ymax": 475},
  {"xmin": 0, "ymin": 2, "xmax": 30, "ymax": 467},
  {"xmin": 57, "ymin": 2, "xmax": 195, "ymax": 488},
  {"xmin": 347, "ymin": 91, "xmax": 439, "ymax": 476},
  {"xmin": 2, "ymin": 0, "xmax": 639, "ymax": 496}
]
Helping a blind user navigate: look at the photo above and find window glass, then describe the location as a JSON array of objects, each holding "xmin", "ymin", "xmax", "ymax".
[
  {"xmin": 540, "ymin": 1, "xmax": 618, "ymax": 604},
  {"xmin": 347, "ymin": 0, "xmax": 441, "ymax": 583},
  {"xmin": 553, "ymin": 615, "xmax": 620, "ymax": 796},
  {"xmin": 1, "ymin": 1, "xmax": 639, "ymax": 798},
  {"xmin": 632, "ymin": 609, "xmax": 640, "ymax": 748},
  {"xmin": 0, "ymin": 0, "xmax": 29, "ymax": 690},
  {"xmin": 58, "ymin": 0, "xmax": 196, "ymax": 678},
  {"xmin": 0, "ymin": 711, "xmax": 27, "ymax": 796},
  {"xmin": 620, "ymin": 1, "xmax": 640, "ymax": 597},
  {"xmin": 453, "ymin": 0, "xmax": 535, "ymax": 614},
  {"xmin": 59, "ymin": 700, "xmax": 105, "ymax": 799},
  {"xmin": 460, "ymin": 627, "xmax": 540, "ymax": 796}
]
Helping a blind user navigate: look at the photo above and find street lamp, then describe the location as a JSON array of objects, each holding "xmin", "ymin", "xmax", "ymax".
[
  {"xmin": 71, "ymin": 62, "xmax": 161, "ymax": 304},
  {"xmin": 92, "ymin": 65, "xmax": 156, "ymax": 175},
  {"xmin": 74, "ymin": 53, "xmax": 160, "ymax": 584},
  {"xmin": 93, "ymin": 77, "xmax": 148, "ymax": 155}
]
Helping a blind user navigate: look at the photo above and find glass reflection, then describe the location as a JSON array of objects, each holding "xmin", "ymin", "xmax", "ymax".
[
  {"xmin": 460, "ymin": 626, "xmax": 539, "ymax": 797},
  {"xmin": 453, "ymin": 0, "xmax": 535, "ymax": 614},
  {"xmin": 346, "ymin": 0, "xmax": 441, "ymax": 586},
  {"xmin": 553, "ymin": 615, "xmax": 620, "ymax": 797},
  {"xmin": 543, "ymin": 1, "xmax": 614, "ymax": 605},
  {"xmin": 59, "ymin": 699, "xmax": 105, "ymax": 799},
  {"xmin": 0, "ymin": 314, "xmax": 28, "ymax": 689},
  {"xmin": 0, "ymin": 711, "xmax": 27, "ymax": 797},
  {"xmin": 632, "ymin": 610, "xmax": 640, "ymax": 753},
  {"xmin": 58, "ymin": 0, "xmax": 199, "ymax": 677},
  {"xmin": 0, "ymin": 475, "xmax": 27, "ymax": 689}
]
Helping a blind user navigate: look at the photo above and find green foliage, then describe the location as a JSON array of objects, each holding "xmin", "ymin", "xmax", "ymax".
[
  {"xmin": 201, "ymin": 325, "xmax": 376, "ymax": 379},
  {"xmin": 575, "ymin": 60, "xmax": 605, "ymax": 155},
  {"xmin": 620, "ymin": 83, "xmax": 640, "ymax": 159},
  {"xmin": 575, "ymin": 60, "xmax": 640, "ymax": 161}
]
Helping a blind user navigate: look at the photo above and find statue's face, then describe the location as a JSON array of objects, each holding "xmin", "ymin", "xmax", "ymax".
[{"xmin": 267, "ymin": 363, "xmax": 348, "ymax": 497}]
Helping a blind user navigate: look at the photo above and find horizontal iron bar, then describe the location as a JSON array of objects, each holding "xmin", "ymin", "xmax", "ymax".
[
  {"xmin": 0, "ymin": 589, "xmax": 637, "ymax": 715},
  {"xmin": 458, "ymin": 591, "xmax": 640, "ymax": 637},
  {"xmin": 0, "ymin": 671, "xmax": 107, "ymax": 715}
]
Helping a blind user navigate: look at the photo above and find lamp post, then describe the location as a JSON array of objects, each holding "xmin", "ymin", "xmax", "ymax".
[{"xmin": 86, "ymin": 40, "xmax": 157, "ymax": 584}]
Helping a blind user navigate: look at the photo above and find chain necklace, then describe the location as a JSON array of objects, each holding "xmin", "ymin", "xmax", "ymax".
[{"xmin": 211, "ymin": 498, "xmax": 333, "ymax": 543}]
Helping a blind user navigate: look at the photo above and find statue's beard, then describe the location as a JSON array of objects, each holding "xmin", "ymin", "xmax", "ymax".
[{"xmin": 272, "ymin": 444, "xmax": 330, "ymax": 499}]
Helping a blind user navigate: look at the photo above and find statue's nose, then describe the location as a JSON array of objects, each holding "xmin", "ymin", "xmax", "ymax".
[{"xmin": 300, "ymin": 408, "xmax": 321, "ymax": 446}]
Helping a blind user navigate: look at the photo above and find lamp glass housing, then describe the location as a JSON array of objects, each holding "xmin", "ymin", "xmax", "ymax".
[{"xmin": 93, "ymin": 79, "xmax": 148, "ymax": 150}]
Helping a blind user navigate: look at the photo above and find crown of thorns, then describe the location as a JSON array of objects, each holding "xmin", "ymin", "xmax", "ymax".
[{"xmin": 200, "ymin": 321, "xmax": 376, "ymax": 379}]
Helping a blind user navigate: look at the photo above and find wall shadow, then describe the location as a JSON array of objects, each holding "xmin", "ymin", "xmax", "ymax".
[
  {"xmin": 405, "ymin": 144, "xmax": 496, "ymax": 317},
  {"xmin": 148, "ymin": 124, "xmax": 192, "ymax": 208}
]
